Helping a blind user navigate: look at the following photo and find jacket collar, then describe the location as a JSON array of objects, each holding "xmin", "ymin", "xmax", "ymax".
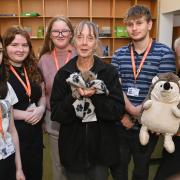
[{"xmin": 62, "ymin": 55, "xmax": 107, "ymax": 74}]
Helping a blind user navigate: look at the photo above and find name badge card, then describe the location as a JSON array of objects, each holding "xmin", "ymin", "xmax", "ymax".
[{"xmin": 127, "ymin": 87, "xmax": 140, "ymax": 97}]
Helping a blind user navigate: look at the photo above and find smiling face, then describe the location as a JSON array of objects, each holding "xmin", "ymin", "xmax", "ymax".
[
  {"xmin": 6, "ymin": 34, "xmax": 29, "ymax": 67},
  {"xmin": 126, "ymin": 16, "xmax": 152, "ymax": 42},
  {"xmin": 50, "ymin": 20, "xmax": 72, "ymax": 49},
  {"xmin": 74, "ymin": 24, "xmax": 97, "ymax": 59}
]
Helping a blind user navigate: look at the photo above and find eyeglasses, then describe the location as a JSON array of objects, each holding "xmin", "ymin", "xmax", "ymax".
[{"xmin": 51, "ymin": 29, "xmax": 71, "ymax": 37}]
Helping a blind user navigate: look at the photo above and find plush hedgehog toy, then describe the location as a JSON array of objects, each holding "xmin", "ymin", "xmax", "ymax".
[{"xmin": 139, "ymin": 72, "xmax": 180, "ymax": 153}]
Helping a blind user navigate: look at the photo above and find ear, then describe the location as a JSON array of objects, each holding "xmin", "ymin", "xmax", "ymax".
[
  {"xmin": 147, "ymin": 20, "xmax": 153, "ymax": 31},
  {"xmin": 152, "ymin": 76, "xmax": 159, "ymax": 84}
]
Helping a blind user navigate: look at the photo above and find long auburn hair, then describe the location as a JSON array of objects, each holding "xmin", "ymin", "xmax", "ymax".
[
  {"xmin": 3, "ymin": 26, "xmax": 43, "ymax": 84},
  {"xmin": 0, "ymin": 35, "xmax": 8, "ymax": 99},
  {"xmin": 39, "ymin": 16, "xmax": 74, "ymax": 58}
]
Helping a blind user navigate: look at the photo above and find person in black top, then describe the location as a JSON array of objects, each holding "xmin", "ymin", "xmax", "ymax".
[
  {"xmin": 3, "ymin": 26, "xmax": 46, "ymax": 180},
  {"xmin": 50, "ymin": 20, "xmax": 125, "ymax": 180},
  {"xmin": 0, "ymin": 34, "xmax": 25, "ymax": 180}
]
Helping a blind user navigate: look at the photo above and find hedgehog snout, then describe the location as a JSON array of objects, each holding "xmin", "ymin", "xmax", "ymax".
[{"xmin": 163, "ymin": 82, "xmax": 170, "ymax": 90}]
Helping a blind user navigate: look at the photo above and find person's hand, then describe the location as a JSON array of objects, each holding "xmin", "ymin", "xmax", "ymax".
[
  {"xmin": 132, "ymin": 104, "xmax": 143, "ymax": 117},
  {"xmin": 16, "ymin": 169, "xmax": 25, "ymax": 180},
  {"xmin": 78, "ymin": 87, "xmax": 96, "ymax": 97},
  {"xmin": 25, "ymin": 106, "xmax": 45, "ymax": 125},
  {"xmin": 121, "ymin": 114, "xmax": 134, "ymax": 129}
]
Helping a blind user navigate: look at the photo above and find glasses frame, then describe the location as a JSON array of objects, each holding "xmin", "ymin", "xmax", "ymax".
[{"xmin": 50, "ymin": 29, "xmax": 71, "ymax": 37}]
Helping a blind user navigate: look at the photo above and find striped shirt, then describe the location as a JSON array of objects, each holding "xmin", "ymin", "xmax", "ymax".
[{"xmin": 112, "ymin": 41, "xmax": 176, "ymax": 106}]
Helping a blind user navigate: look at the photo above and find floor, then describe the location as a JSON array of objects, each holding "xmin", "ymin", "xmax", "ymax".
[{"xmin": 42, "ymin": 134, "xmax": 163, "ymax": 180}]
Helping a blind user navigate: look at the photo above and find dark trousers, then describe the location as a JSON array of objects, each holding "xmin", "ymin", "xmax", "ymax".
[
  {"xmin": 21, "ymin": 141, "xmax": 43, "ymax": 180},
  {"xmin": 154, "ymin": 136, "xmax": 180, "ymax": 180},
  {"xmin": 0, "ymin": 153, "xmax": 16, "ymax": 180},
  {"xmin": 110, "ymin": 126, "xmax": 158, "ymax": 180},
  {"xmin": 65, "ymin": 165, "xmax": 109, "ymax": 180}
]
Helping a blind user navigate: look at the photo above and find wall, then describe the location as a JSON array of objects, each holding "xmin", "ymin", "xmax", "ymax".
[
  {"xmin": 160, "ymin": 0, "xmax": 180, "ymax": 13},
  {"xmin": 158, "ymin": 0, "xmax": 180, "ymax": 47}
]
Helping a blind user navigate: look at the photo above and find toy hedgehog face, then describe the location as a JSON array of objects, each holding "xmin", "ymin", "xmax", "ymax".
[{"xmin": 151, "ymin": 80, "xmax": 180, "ymax": 103}]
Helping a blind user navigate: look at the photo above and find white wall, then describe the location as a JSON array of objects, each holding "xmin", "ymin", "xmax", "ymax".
[
  {"xmin": 158, "ymin": 13, "xmax": 174, "ymax": 47},
  {"xmin": 160, "ymin": 0, "xmax": 180, "ymax": 13},
  {"xmin": 158, "ymin": 0, "xmax": 180, "ymax": 48}
]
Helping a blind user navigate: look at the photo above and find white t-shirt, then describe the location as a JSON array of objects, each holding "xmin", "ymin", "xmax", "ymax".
[
  {"xmin": 0, "ymin": 82, "xmax": 18, "ymax": 159},
  {"xmin": 1, "ymin": 82, "xmax": 18, "ymax": 132},
  {"xmin": 6, "ymin": 82, "xmax": 18, "ymax": 106}
]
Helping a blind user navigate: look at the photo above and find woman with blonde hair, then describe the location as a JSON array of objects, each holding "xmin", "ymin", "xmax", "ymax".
[
  {"xmin": 50, "ymin": 20, "xmax": 125, "ymax": 180},
  {"xmin": 38, "ymin": 16, "xmax": 76, "ymax": 180}
]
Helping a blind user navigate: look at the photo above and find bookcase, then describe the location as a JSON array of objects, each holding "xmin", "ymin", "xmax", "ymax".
[{"xmin": 0, "ymin": 0, "xmax": 159, "ymax": 62}]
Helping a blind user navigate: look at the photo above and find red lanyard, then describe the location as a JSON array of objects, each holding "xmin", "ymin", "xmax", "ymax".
[
  {"xmin": 0, "ymin": 107, "xmax": 4, "ymax": 139},
  {"xmin": 131, "ymin": 39, "xmax": 152, "ymax": 80},
  {"xmin": 53, "ymin": 48, "xmax": 71, "ymax": 71},
  {"xmin": 10, "ymin": 65, "xmax": 31, "ymax": 101}
]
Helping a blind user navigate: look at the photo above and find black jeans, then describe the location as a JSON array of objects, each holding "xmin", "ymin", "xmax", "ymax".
[
  {"xmin": 65, "ymin": 165, "xmax": 109, "ymax": 180},
  {"xmin": 154, "ymin": 136, "xmax": 180, "ymax": 180},
  {"xmin": 0, "ymin": 153, "xmax": 16, "ymax": 180},
  {"xmin": 110, "ymin": 126, "xmax": 158, "ymax": 180}
]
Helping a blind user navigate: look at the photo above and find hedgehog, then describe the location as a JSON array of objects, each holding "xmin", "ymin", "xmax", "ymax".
[{"xmin": 139, "ymin": 72, "xmax": 180, "ymax": 153}]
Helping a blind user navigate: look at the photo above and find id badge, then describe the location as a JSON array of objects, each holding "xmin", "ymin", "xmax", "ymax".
[
  {"xmin": 127, "ymin": 87, "xmax": 140, "ymax": 97},
  {"xmin": 26, "ymin": 103, "xmax": 36, "ymax": 110}
]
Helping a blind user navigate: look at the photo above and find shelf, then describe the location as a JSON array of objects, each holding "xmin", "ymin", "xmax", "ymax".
[
  {"xmin": 100, "ymin": 56, "xmax": 112, "ymax": 59},
  {"xmin": 115, "ymin": 0, "xmax": 133, "ymax": 18},
  {"xmin": 20, "ymin": 0, "xmax": 43, "ymax": 16},
  {"xmin": 68, "ymin": 0, "xmax": 90, "ymax": 17},
  {"xmin": 92, "ymin": 0, "xmax": 113, "ymax": 17},
  {"xmin": 137, "ymin": 0, "xmax": 157, "ymax": 18},
  {"xmin": 0, "ymin": 16, "xmax": 19, "ymax": 19},
  {"xmin": 99, "ymin": 37, "xmax": 114, "ymax": 39},
  {"xmin": 68, "ymin": 16, "xmax": 90, "ymax": 18},
  {"xmin": 44, "ymin": 0, "xmax": 67, "ymax": 17},
  {"xmin": 20, "ymin": 16, "xmax": 44, "ymax": 18},
  {"xmin": 0, "ymin": 0, "xmax": 19, "ymax": 15},
  {"xmin": 31, "ymin": 36, "xmax": 44, "ymax": 40},
  {"xmin": 0, "ymin": 0, "xmax": 158, "ymax": 61},
  {"xmin": 0, "ymin": 18, "xmax": 19, "ymax": 34}
]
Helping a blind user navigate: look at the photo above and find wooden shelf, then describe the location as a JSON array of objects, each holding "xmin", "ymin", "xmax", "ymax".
[{"xmin": 0, "ymin": 0, "xmax": 159, "ymax": 60}]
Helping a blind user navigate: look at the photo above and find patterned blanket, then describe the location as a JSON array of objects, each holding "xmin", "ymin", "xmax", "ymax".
[{"xmin": 66, "ymin": 72, "xmax": 109, "ymax": 122}]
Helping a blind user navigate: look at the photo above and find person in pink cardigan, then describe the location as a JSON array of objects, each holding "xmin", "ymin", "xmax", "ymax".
[{"xmin": 38, "ymin": 16, "xmax": 76, "ymax": 180}]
